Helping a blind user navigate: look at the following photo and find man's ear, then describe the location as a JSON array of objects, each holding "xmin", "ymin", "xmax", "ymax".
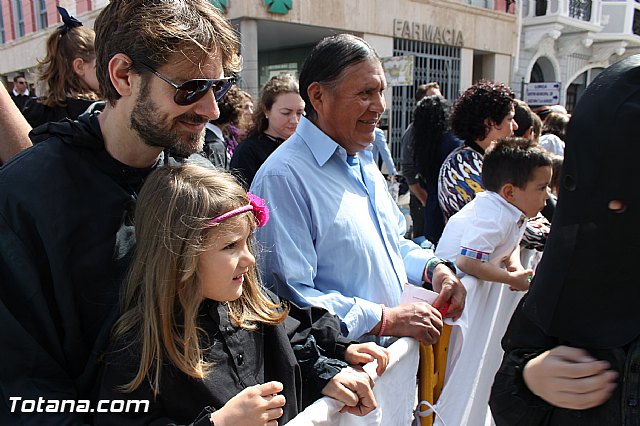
[
  {"xmin": 108, "ymin": 53, "xmax": 135, "ymax": 98},
  {"xmin": 307, "ymin": 82, "xmax": 325, "ymax": 116},
  {"xmin": 500, "ymin": 183, "xmax": 516, "ymax": 201},
  {"xmin": 522, "ymin": 126, "xmax": 533, "ymax": 140}
]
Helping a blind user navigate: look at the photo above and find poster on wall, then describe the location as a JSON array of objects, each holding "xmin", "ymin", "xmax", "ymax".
[{"xmin": 381, "ymin": 55, "xmax": 414, "ymax": 86}]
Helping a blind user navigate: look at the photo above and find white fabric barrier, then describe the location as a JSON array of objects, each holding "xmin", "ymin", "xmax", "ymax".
[{"xmin": 285, "ymin": 337, "xmax": 419, "ymax": 426}]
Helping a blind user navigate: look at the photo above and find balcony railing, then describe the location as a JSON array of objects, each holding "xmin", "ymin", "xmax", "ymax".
[{"xmin": 524, "ymin": 0, "xmax": 601, "ymax": 24}]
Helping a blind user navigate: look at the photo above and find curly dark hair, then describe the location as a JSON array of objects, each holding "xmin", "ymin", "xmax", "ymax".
[
  {"xmin": 412, "ymin": 95, "xmax": 450, "ymax": 186},
  {"xmin": 212, "ymin": 85, "xmax": 245, "ymax": 125},
  {"xmin": 450, "ymin": 80, "xmax": 515, "ymax": 145}
]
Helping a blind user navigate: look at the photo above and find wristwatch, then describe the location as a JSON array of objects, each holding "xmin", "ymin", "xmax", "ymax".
[{"xmin": 425, "ymin": 257, "xmax": 457, "ymax": 284}]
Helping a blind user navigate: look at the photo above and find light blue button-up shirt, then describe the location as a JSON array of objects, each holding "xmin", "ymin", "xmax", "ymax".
[{"xmin": 251, "ymin": 117, "xmax": 435, "ymax": 340}]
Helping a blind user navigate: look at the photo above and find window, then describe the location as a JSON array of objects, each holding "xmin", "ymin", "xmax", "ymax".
[
  {"xmin": 0, "ymin": 4, "xmax": 5, "ymax": 44},
  {"xmin": 13, "ymin": 0, "xmax": 24, "ymax": 38},
  {"xmin": 35, "ymin": 0, "xmax": 47, "ymax": 30}
]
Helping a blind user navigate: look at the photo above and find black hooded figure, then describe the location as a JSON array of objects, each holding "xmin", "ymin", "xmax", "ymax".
[{"xmin": 490, "ymin": 54, "xmax": 640, "ymax": 425}]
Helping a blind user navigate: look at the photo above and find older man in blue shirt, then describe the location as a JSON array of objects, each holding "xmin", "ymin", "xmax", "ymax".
[{"xmin": 251, "ymin": 34, "xmax": 465, "ymax": 344}]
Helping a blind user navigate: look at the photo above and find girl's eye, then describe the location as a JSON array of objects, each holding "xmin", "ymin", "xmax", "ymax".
[{"xmin": 224, "ymin": 242, "xmax": 237, "ymax": 250}]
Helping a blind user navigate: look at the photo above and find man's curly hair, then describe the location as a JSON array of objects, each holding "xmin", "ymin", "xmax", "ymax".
[{"xmin": 450, "ymin": 80, "xmax": 515, "ymax": 145}]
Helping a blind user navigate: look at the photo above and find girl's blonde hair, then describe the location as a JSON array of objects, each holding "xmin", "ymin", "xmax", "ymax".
[
  {"xmin": 37, "ymin": 25, "xmax": 99, "ymax": 107},
  {"xmin": 111, "ymin": 164, "xmax": 287, "ymax": 396}
]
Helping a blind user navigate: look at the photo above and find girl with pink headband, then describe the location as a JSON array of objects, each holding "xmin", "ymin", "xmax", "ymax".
[{"xmin": 96, "ymin": 164, "xmax": 389, "ymax": 425}]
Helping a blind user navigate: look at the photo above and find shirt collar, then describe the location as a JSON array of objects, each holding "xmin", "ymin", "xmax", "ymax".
[
  {"xmin": 13, "ymin": 88, "xmax": 29, "ymax": 97},
  {"xmin": 480, "ymin": 191, "xmax": 527, "ymax": 227},
  {"xmin": 297, "ymin": 116, "xmax": 374, "ymax": 166},
  {"xmin": 205, "ymin": 122, "xmax": 224, "ymax": 141}
]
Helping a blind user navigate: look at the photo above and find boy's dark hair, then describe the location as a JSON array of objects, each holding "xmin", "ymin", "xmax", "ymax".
[{"xmin": 482, "ymin": 137, "xmax": 552, "ymax": 192}]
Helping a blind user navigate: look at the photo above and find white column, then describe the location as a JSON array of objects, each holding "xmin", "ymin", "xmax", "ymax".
[
  {"xmin": 239, "ymin": 19, "xmax": 259, "ymax": 100},
  {"xmin": 460, "ymin": 48, "xmax": 474, "ymax": 93}
]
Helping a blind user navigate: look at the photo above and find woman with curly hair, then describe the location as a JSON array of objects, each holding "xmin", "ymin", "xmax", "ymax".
[
  {"xmin": 411, "ymin": 95, "xmax": 461, "ymax": 244},
  {"xmin": 23, "ymin": 7, "xmax": 100, "ymax": 128},
  {"xmin": 437, "ymin": 80, "xmax": 518, "ymax": 219}
]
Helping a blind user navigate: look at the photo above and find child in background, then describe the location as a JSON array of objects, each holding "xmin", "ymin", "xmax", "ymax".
[
  {"xmin": 433, "ymin": 137, "xmax": 552, "ymax": 426},
  {"xmin": 549, "ymin": 154, "xmax": 564, "ymax": 198},
  {"xmin": 96, "ymin": 164, "xmax": 389, "ymax": 425},
  {"xmin": 22, "ymin": 7, "xmax": 100, "ymax": 128}
]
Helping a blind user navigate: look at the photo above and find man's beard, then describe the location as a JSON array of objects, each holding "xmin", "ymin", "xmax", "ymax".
[{"xmin": 130, "ymin": 84, "xmax": 208, "ymax": 156}]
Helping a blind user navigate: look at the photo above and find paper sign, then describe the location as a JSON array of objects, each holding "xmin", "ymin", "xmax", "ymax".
[{"xmin": 401, "ymin": 284, "xmax": 439, "ymax": 305}]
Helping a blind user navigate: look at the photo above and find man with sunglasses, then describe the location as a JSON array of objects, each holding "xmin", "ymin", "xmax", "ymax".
[
  {"xmin": 0, "ymin": 1, "xmax": 239, "ymax": 424},
  {"xmin": 10, "ymin": 74, "xmax": 33, "ymax": 112}
]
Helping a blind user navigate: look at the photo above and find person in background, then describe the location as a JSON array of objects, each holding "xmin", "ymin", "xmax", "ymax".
[
  {"xmin": 538, "ymin": 111, "xmax": 570, "ymax": 156},
  {"xmin": 438, "ymin": 80, "xmax": 518, "ymax": 220},
  {"xmin": 531, "ymin": 111, "xmax": 542, "ymax": 143},
  {"xmin": 231, "ymin": 73, "xmax": 304, "ymax": 188},
  {"xmin": 514, "ymin": 99, "xmax": 555, "ymax": 221},
  {"xmin": 251, "ymin": 34, "xmax": 465, "ymax": 346},
  {"xmin": 490, "ymin": 54, "xmax": 640, "ymax": 426},
  {"xmin": 207, "ymin": 85, "xmax": 246, "ymax": 163},
  {"xmin": 372, "ymin": 126, "xmax": 398, "ymax": 179},
  {"xmin": 513, "ymin": 99, "xmax": 537, "ymax": 141},
  {"xmin": 0, "ymin": 0, "xmax": 239, "ymax": 423},
  {"xmin": 401, "ymin": 81, "xmax": 442, "ymax": 239},
  {"xmin": 9, "ymin": 74, "xmax": 33, "ymax": 111},
  {"xmin": 22, "ymin": 7, "xmax": 100, "ymax": 129},
  {"xmin": 238, "ymin": 89, "xmax": 254, "ymax": 135},
  {"xmin": 97, "ymin": 164, "xmax": 387, "ymax": 425},
  {"xmin": 203, "ymin": 85, "xmax": 246, "ymax": 169},
  {"xmin": 411, "ymin": 95, "xmax": 461, "ymax": 245}
]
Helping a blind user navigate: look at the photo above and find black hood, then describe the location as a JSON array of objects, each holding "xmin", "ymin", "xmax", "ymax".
[{"xmin": 523, "ymin": 55, "xmax": 640, "ymax": 349}]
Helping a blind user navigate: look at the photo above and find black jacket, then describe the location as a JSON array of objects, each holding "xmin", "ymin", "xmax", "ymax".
[
  {"xmin": 230, "ymin": 133, "xmax": 283, "ymax": 189},
  {"xmin": 95, "ymin": 298, "xmax": 352, "ymax": 425},
  {"xmin": 0, "ymin": 109, "xmax": 211, "ymax": 425},
  {"xmin": 22, "ymin": 97, "xmax": 97, "ymax": 129}
]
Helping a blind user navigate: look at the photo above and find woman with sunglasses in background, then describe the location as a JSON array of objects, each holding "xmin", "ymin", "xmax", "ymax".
[
  {"xmin": 230, "ymin": 74, "xmax": 304, "ymax": 189},
  {"xmin": 23, "ymin": 7, "xmax": 100, "ymax": 129}
]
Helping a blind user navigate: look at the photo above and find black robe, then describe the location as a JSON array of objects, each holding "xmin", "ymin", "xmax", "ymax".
[{"xmin": 490, "ymin": 54, "xmax": 640, "ymax": 426}]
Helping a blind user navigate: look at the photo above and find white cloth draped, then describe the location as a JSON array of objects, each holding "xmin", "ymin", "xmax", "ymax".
[{"xmin": 285, "ymin": 337, "xmax": 419, "ymax": 426}]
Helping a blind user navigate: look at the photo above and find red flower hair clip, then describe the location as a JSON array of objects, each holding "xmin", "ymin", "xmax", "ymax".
[{"xmin": 207, "ymin": 193, "xmax": 270, "ymax": 227}]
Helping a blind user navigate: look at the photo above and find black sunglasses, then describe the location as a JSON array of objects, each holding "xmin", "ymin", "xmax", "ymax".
[{"xmin": 138, "ymin": 63, "xmax": 236, "ymax": 106}]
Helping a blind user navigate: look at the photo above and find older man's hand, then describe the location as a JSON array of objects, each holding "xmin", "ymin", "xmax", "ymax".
[
  {"xmin": 430, "ymin": 263, "xmax": 466, "ymax": 321},
  {"xmin": 381, "ymin": 302, "xmax": 443, "ymax": 345}
]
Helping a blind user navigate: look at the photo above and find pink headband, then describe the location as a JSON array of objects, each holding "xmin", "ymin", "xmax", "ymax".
[{"xmin": 207, "ymin": 193, "xmax": 270, "ymax": 227}]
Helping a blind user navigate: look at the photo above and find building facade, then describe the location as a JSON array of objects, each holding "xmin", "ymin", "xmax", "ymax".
[
  {"xmin": 513, "ymin": 0, "xmax": 640, "ymax": 111},
  {"xmin": 0, "ymin": 0, "xmax": 517, "ymax": 157}
]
